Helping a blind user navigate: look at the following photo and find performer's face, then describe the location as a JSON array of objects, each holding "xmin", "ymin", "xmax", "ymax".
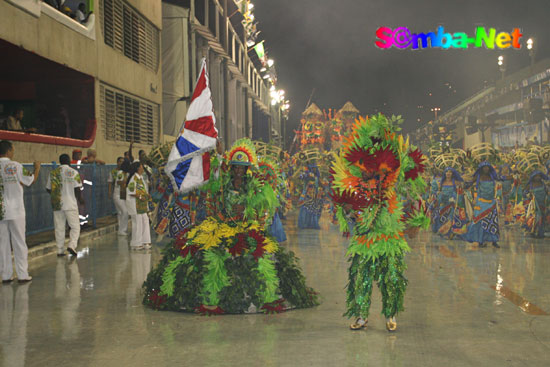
[
  {"xmin": 482, "ymin": 166, "xmax": 490, "ymax": 175},
  {"xmin": 445, "ymin": 170, "xmax": 453, "ymax": 180},
  {"xmin": 232, "ymin": 165, "xmax": 247, "ymax": 177}
]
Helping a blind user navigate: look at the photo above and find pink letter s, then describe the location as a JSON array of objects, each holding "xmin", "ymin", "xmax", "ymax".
[{"xmin": 375, "ymin": 27, "xmax": 394, "ymax": 49}]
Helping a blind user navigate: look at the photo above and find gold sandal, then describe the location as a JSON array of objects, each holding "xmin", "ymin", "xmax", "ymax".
[
  {"xmin": 350, "ymin": 318, "xmax": 368, "ymax": 330},
  {"xmin": 386, "ymin": 317, "xmax": 397, "ymax": 332}
]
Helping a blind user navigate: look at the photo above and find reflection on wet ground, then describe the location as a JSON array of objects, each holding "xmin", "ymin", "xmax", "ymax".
[{"xmin": 1, "ymin": 212, "xmax": 550, "ymax": 366}]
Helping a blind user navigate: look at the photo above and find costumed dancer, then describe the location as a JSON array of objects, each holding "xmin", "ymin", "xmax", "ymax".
[
  {"xmin": 431, "ymin": 167, "xmax": 468, "ymax": 238},
  {"xmin": 146, "ymin": 141, "xmax": 199, "ymax": 240},
  {"xmin": 259, "ymin": 157, "xmax": 287, "ymax": 243},
  {"xmin": 142, "ymin": 139, "xmax": 318, "ymax": 314},
  {"xmin": 523, "ymin": 170, "xmax": 549, "ymax": 238},
  {"xmin": 330, "ymin": 114, "xmax": 429, "ymax": 331},
  {"xmin": 498, "ymin": 164, "xmax": 515, "ymax": 225},
  {"xmin": 465, "ymin": 162, "xmax": 501, "ymax": 248},
  {"xmin": 297, "ymin": 164, "xmax": 324, "ymax": 229}
]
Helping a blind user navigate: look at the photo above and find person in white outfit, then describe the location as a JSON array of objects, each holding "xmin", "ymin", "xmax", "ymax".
[
  {"xmin": 46, "ymin": 154, "xmax": 84, "ymax": 257},
  {"xmin": 0, "ymin": 140, "xmax": 40, "ymax": 283},
  {"xmin": 108, "ymin": 157, "xmax": 129, "ymax": 235},
  {"xmin": 126, "ymin": 162, "xmax": 151, "ymax": 250}
]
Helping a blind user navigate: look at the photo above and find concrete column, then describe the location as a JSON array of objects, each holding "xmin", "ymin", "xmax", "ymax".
[{"xmin": 222, "ymin": 58, "xmax": 230, "ymax": 148}]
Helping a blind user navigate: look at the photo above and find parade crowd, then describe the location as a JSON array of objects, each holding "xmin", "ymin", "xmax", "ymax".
[
  {"xmin": 2, "ymin": 101, "xmax": 549, "ymax": 332},
  {"xmin": 0, "ymin": 140, "xmax": 154, "ymax": 284},
  {"xmin": 426, "ymin": 142, "xmax": 550, "ymax": 247}
]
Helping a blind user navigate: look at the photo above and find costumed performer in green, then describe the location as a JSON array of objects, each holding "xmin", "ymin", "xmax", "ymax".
[{"xmin": 331, "ymin": 114, "xmax": 429, "ymax": 331}]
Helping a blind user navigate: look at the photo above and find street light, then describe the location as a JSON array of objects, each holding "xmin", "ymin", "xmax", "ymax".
[
  {"xmin": 527, "ymin": 38, "xmax": 536, "ymax": 66},
  {"xmin": 498, "ymin": 55, "xmax": 506, "ymax": 79},
  {"xmin": 431, "ymin": 107, "xmax": 440, "ymax": 119},
  {"xmin": 267, "ymin": 59, "xmax": 274, "ymax": 67}
]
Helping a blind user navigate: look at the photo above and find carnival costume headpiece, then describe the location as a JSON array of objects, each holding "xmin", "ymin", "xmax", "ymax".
[
  {"xmin": 473, "ymin": 161, "xmax": 498, "ymax": 180},
  {"xmin": 440, "ymin": 167, "xmax": 464, "ymax": 187},
  {"xmin": 527, "ymin": 170, "xmax": 549, "ymax": 187},
  {"xmin": 227, "ymin": 138, "xmax": 258, "ymax": 167},
  {"xmin": 257, "ymin": 156, "xmax": 281, "ymax": 189},
  {"xmin": 498, "ymin": 163, "xmax": 513, "ymax": 176}
]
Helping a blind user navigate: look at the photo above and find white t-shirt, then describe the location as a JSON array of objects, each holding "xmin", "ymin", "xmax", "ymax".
[
  {"xmin": 126, "ymin": 173, "xmax": 148, "ymax": 216},
  {"xmin": 107, "ymin": 168, "xmax": 121, "ymax": 198},
  {"xmin": 46, "ymin": 164, "xmax": 83, "ymax": 211},
  {"xmin": 0, "ymin": 157, "xmax": 34, "ymax": 220},
  {"xmin": 76, "ymin": 9, "xmax": 85, "ymax": 22}
]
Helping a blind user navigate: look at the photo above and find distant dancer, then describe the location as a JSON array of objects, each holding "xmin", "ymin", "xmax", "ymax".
[{"xmin": 465, "ymin": 162, "xmax": 501, "ymax": 248}]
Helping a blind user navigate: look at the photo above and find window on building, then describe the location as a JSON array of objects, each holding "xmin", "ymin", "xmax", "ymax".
[
  {"xmin": 0, "ymin": 39, "xmax": 95, "ymax": 142},
  {"xmin": 101, "ymin": 0, "xmax": 160, "ymax": 72},
  {"xmin": 100, "ymin": 84, "xmax": 159, "ymax": 145}
]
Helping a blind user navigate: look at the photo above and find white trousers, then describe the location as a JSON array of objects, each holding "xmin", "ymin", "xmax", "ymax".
[
  {"xmin": 53, "ymin": 210, "xmax": 80, "ymax": 253},
  {"xmin": 130, "ymin": 214, "xmax": 151, "ymax": 247},
  {"xmin": 113, "ymin": 195, "xmax": 128, "ymax": 235},
  {"xmin": 0, "ymin": 218, "xmax": 29, "ymax": 280}
]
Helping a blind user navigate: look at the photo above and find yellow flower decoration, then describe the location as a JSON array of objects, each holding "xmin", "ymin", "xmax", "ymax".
[{"xmin": 263, "ymin": 237, "xmax": 279, "ymax": 253}]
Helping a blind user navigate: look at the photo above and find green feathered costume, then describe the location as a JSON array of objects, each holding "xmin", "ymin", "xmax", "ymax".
[
  {"xmin": 330, "ymin": 114, "xmax": 429, "ymax": 328},
  {"xmin": 143, "ymin": 138, "xmax": 318, "ymax": 314}
]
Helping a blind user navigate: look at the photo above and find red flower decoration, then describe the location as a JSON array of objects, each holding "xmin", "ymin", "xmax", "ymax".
[
  {"xmin": 195, "ymin": 305, "xmax": 225, "ymax": 316},
  {"xmin": 261, "ymin": 299, "xmax": 287, "ymax": 314},
  {"xmin": 345, "ymin": 148, "xmax": 378, "ymax": 171},
  {"xmin": 229, "ymin": 233, "xmax": 248, "ymax": 257},
  {"xmin": 174, "ymin": 229, "xmax": 190, "ymax": 247},
  {"xmin": 174, "ymin": 232, "xmax": 199, "ymax": 258},
  {"xmin": 248, "ymin": 229, "xmax": 267, "ymax": 260},
  {"xmin": 181, "ymin": 245, "xmax": 199, "ymax": 258},
  {"xmin": 373, "ymin": 147, "xmax": 400, "ymax": 172},
  {"xmin": 148, "ymin": 289, "xmax": 166, "ymax": 309},
  {"xmin": 404, "ymin": 149, "xmax": 425, "ymax": 180},
  {"xmin": 346, "ymin": 147, "xmax": 399, "ymax": 173},
  {"xmin": 330, "ymin": 189, "xmax": 374, "ymax": 210}
]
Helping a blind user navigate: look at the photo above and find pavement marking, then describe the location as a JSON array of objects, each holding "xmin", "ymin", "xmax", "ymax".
[{"xmin": 491, "ymin": 285, "xmax": 549, "ymax": 316}]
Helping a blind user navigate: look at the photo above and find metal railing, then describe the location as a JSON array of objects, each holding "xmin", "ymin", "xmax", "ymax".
[{"xmin": 22, "ymin": 163, "xmax": 117, "ymax": 236}]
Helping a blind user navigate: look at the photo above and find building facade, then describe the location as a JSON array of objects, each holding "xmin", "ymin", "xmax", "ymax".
[
  {"xmin": 413, "ymin": 58, "xmax": 550, "ymax": 152},
  {"xmin": 0, "ymin": 0, "xmax": 163, "ymax": 163},
  {"xmin": 161, "ymin": 0, "xmax": 283, "ymax": 149}
]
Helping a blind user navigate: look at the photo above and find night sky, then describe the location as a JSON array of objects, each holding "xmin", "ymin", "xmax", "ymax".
[{"xmin": 253, "ymin": 0, "xmax": 550, "ymax": 137}]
